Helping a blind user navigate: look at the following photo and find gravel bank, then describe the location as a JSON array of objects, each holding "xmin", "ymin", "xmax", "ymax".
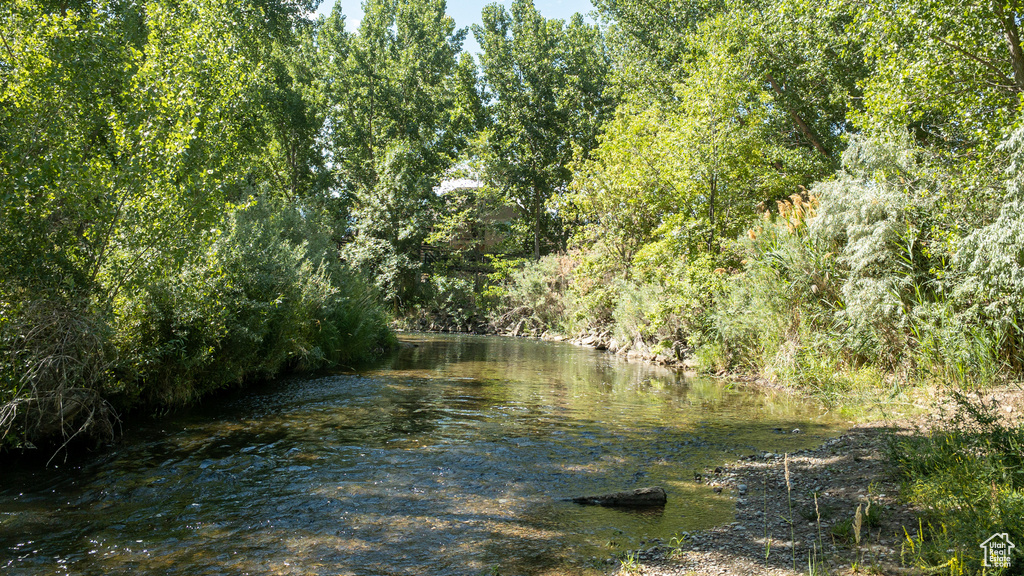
[{"xmin": 618, "ymin": 423, "xmax": 920, "ymax": 576}]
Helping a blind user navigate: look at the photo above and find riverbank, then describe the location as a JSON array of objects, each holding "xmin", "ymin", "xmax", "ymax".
[
  {"xmin": 395, "ymin": 317, "xmax": 696, "ymax": 369},
  {"xmin": 394, "ymin": 327, "xmax": 1022, "ymax": 574},
  {"xmin": 620, "ymin": 423, "xmax": 911, "ymax": 575},
  {"xmin": 614, "ymin": 386, "xmax": 1024, "ymax": 576}
]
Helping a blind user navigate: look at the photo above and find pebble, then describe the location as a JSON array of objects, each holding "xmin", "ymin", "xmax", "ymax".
[{"xmin": 737, "ymin": 484, "xmax": 747, "ymax": 495}]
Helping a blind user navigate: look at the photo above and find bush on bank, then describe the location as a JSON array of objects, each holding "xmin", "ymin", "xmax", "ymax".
[
  {"xmin": 1, "ymin": 199, "xmax": 394, "ymax": 451},
  {"xmin": 474, "ymin": 132, "xmax": 1024, "ymax": 394}
]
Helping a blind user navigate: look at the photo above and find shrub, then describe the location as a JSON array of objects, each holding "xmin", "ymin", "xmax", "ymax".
[
  {"xmin": 947, "ymin": 123, "xmax": 1024, "ymax": 375},
  {"xmin": 491, "ymin": 254, "xmax": 573, "ymax": 333},
  {"xmin": 109, "ymin": 197, "xmax": 393, "ymax": 408},
  {"xmin": 562, "ymin": 249, "xmax": 620, "ymax": 335},
  {"xmin": 807, "ymin": 134, "xmax": 941, "ymax": 369},
  {"xmin": 611, "ymin": 255, "xmax": 721, "ymax": 354},
  {"xmin": 0, "ymin": 294, "xmax": 116, "ymax": 450},
  {"xmin": 412, "ymin": 273, "xmax": 479, "ymax": 331},
  {"xmin": 704, "ymin": 131, "xmax": 1023, "ymax": 388}
]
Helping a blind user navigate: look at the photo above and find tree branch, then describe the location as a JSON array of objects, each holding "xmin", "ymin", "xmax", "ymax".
[
  {"xmin": 929, "ymin": 33, "xmax": 1016, "ymax": 91},
  {"xmin": 764, "ymin": 71, "xmax": 830, "ymax": 157},
  {"xmin": 0, "ymin": 28, "xmax": 16, "ymax": 65},
  {"xmin": 992, "ymin": 1, "xmax": 1024, "ymax": 92}
]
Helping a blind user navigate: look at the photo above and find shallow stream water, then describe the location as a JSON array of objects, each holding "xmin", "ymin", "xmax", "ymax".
[{"xmin": 0, "ymin": 333, "xmax": 842, "ymax": 575}]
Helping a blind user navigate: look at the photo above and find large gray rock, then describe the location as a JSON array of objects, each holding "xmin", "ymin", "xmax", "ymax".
[{"xmin": 570, "ymin": 486, "xmax": 667, "ymax": 507}]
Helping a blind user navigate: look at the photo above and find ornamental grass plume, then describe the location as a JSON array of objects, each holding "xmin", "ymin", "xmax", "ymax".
[{"xmin": 853, "ymin": 503, "xmax": 863, "ymax": 547}]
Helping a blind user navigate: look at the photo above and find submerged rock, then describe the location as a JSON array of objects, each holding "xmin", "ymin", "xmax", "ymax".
[{"xmin": 570, "ymin": 486, "xmax": 667, "ymax": 507}]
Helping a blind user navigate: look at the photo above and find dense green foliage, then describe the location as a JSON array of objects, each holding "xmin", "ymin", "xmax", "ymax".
[
  {"xmin": 0, "ymin": 0, "xmax": 394, "ymax": 450},
  {"xmin": 110, "ymin": 200, "xmax": 393, "ymax": 407},
  {"xmin": 474, "ymin": 0, "xmax": 613, "ymax": 258}
]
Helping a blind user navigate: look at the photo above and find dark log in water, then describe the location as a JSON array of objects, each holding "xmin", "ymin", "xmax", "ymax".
[{"xmin": 570, "ymin": 486, "xmax": 667, "ymax": 507}]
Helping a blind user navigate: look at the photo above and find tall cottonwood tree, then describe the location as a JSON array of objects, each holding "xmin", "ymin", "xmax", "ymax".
[
  {"xmin": 856, "ymin": 0, "xmax": 1024, "ymax": 146},
  {"xmin": 318, "ymin": 0, "xmax": 480, "ymax": 305},
  {"xmin": 474, "ymin": 0, "xmax": 612, "ymax": 259},
  {"xmin": 256, "ymin": 30, "xmax": 334, "ymax": 203},
  {"xmin": 598, "ymin": 0, "xmax": 865, "ymax": 164}
]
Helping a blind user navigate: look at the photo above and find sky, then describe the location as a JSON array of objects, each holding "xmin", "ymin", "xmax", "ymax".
[{"xmin": 313, "ymin": 0, "xmax": 598, "ymax": 54}]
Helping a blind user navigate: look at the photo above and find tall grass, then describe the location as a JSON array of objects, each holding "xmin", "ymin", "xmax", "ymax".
[
  {"xmin": 0, "ymin": 295, "xmax": 116, "ymax": 451},
  {"xmin": 890, "ymin": 392, "xmax": 1024, "ymax": 573}
]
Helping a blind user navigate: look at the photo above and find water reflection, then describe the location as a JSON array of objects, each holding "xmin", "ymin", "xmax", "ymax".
[{"xmin": 0, "ymin": 333, "xmax": 840, "ymax": 575}]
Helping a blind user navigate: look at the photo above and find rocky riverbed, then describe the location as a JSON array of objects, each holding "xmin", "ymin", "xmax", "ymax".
[{"xmin": 612, "ymin": 384, "xmax": 1024, "ymax": 576}]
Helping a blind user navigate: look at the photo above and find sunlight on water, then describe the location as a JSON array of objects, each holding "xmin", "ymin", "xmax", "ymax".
[{"xmin": 0, "ymin": 333, "xmax": 843, "ymax": 575}]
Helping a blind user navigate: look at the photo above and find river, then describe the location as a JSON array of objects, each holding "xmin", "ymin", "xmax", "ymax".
[{"xmin": 0, "ymin": 333, "xmax": 841, "ymax": 575}]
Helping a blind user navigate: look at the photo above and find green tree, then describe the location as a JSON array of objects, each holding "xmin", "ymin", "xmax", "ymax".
[
  {"xmin": 565, "ymin": 105, "xmax": 678, "ymax": 275},
  {"xmin": 318, "ymin": 0, "xmax": 479, "ymax": 306},
  {"xmin": 0, "ymin": 0, "xmax": 276, "ymax": 304},
  {"xmin": 570, "ymin": 12, "xmax": 824, "ymax": 270},
  {"xmin": 0, "ymin": 0, "xmax": 319, "ymax": 446},
  {"xmin": 596, "ymin": 0, "xmax": 865, "ymax": 169},
  {"xmin": 256, "ymin": 29, "xmax": 334, "ymax": 203},
  {"xmin": 592, "ymin": 0, "xmax": 723, "ymax": 95},
  {"xmin": 474, "ymin": 0, "xmax": 613, "ymax": 259},
  {"xmin": 749, "ymin": 0, "xmax": 866, "ymax": 169},
  {"xmin": 661, "ymin": 19, "xmax": 772, "ymax": 254},
  {"xmin": 856, "ymin": 0, "xmax": 1024, "ymax": 149},
  {"xmin": 853, "ymin": 0, "xmax": 1024, "ymax": 243}
]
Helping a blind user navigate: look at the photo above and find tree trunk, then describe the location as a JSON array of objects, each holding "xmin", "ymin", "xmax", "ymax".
[
  {"xmin": 707, "ymin": 174, "xmax": 717, "ymax": 252},
  {"xmin": 764, "ymin": 72, "xmax": 830, "ymax": 157},
  {"xmin": 533, "ymin": 197, "xmax": 541, "ymax": 260},
  {"xmin": 994, "ymin": 2, "xmax": 1024, "ymax": 92},
  {"xmin": 571, "ymin": 486, "xmax": 667, "ymax": 507}
]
